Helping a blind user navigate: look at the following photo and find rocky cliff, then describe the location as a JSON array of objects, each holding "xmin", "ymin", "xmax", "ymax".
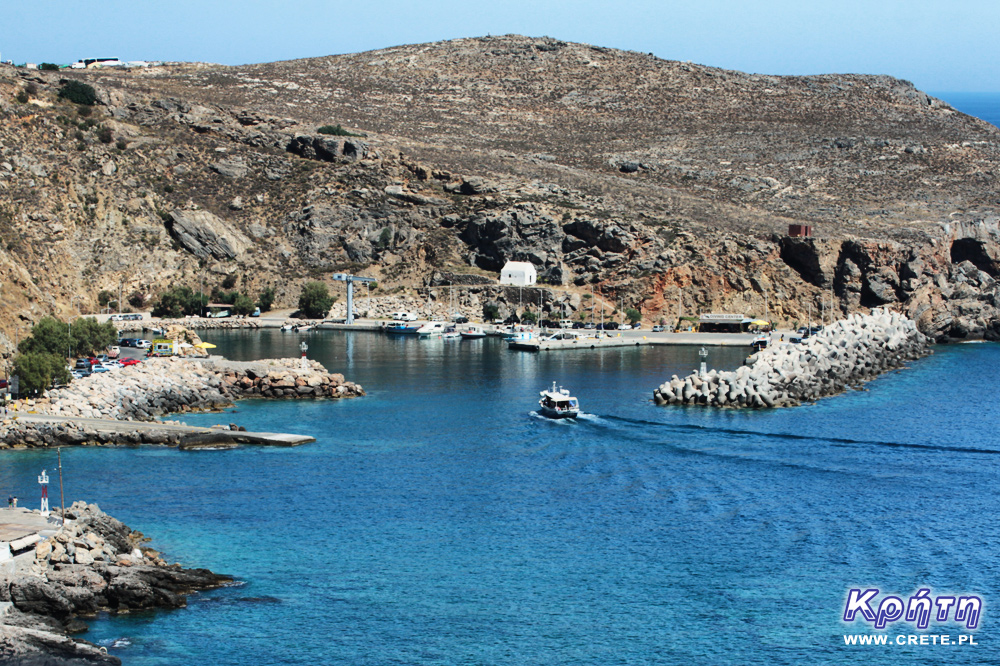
[{"xmin": 2, "ymin": 35, "xmax": 999, "ymax": 344}]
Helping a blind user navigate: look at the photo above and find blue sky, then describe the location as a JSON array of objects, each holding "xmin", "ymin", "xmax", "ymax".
[{"xmin": 3, "ymin": 0, "xmax": 998, "ymax": 92}]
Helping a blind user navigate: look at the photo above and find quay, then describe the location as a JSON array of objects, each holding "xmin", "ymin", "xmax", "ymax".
[{"xmin": 7, "ymin": 412, "xmax": 315, "ymax": 448}]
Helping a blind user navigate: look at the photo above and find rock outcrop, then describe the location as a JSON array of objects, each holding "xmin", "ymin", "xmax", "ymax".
[
  {"xmin": 0, "ymin": 502, "xmax": 230, "ymax": 664},
  {"xmin": 653, "ymin": 310, "xmax": 929, "ymax": 408},
  {"xmin": 167, "ymin": 210, "xmax": 251, "ymax": 260},
  {"xmin": 1, "ymin": 36, "xmax": 1000, "ymax": 350}
]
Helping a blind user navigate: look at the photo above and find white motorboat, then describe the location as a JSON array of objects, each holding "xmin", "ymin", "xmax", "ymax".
[
  {"xmin": 459, "ymin": 324, "xmax": 487, "ymax": 339},
  {"xmin": 416, "ymin": 321, "xmax": 449, "ymax": 336},
  {"xmin": 296, "ymin": 324, "xmax": 313, "ymax": 332},
  {"xmin": 538, "ymin": 382, "xmax": 580, "ymax": 419},
  {"xmin": 280, "ymin": 324, "xmax": 294, "ymax": 332}
]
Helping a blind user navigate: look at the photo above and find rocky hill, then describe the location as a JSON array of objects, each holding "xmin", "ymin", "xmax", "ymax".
[{"xmin": 2, "ymin": 34, "xmax": 1000, "ymax": 345}]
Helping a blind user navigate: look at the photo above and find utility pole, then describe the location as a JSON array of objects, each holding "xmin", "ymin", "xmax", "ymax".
[{"xmin": 57, "ymin": 447, "xmax": 65, "ymax": 527}]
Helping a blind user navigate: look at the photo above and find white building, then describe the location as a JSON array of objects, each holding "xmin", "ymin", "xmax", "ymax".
[{"xmin": 499, "ymin": 261, "xmax": 537, "ymax": 286}]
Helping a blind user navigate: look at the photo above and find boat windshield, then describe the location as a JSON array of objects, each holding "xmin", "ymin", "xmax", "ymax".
[{"xmin": 568, "ymin": 399, "xmax": 579, "ymax": 408}]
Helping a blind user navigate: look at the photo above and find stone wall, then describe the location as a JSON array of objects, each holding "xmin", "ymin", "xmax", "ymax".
[{"xmin": 653, "ymin": 310, "xmax": 929, "ymax": 408}]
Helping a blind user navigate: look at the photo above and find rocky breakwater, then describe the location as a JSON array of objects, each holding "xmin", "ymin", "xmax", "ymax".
[
  {"xmin": 0, "ymin": 357, "xmax": 364, "ymax": 449},
  {"xmin": 208, "ymin": 357, "xmax": 363, "ymax": 399},
  {"xmin": 0, "ymin": 501, "xmax": 230, "ymax": 665},
  {"xmin": 653, "ymin": 310, "xmax": 929, "ymax": 409}
]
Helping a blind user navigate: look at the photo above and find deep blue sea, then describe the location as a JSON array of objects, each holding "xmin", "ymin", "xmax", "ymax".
[
  {"xmin": 932, "ymin": 92, "xmax": 1000, "ymax": 128},
  {"xmin": 2, "ymin": 332, "xmax": 1000, "ymax": 665}
]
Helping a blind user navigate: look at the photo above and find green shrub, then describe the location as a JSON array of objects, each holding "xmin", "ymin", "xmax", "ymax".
[
  {"xmin": 231, "ymin": 292, "xmax": 255, "ymax": 316},
  {"xmin": 625, "ymin": 308, "xmax": 642, "ymax": 324},
  {"xmin": 58, "ymin": 80, "xmax": 97, "ymax": 105},
  {"xmin": 40, "ymin": 63, "xmax": 60, "ymax": 71},
  {"xmin": 221, "ymin": 274, "xmax": 237, "ymax": 289},
  {"xmin": 115, "ymin": 138, "xmax": 128, "ymax": 151},
  {"xmin": 257, "ymin": 286, "xmax": 276, "ymax": 312},
  {"xmin": 97, "ymin": 290, "xmax": 114, "ymax": 306},
  {"xmin": 14, "ymin": 351, "xmax": 69, "ymax": 395},
  {"xmin": 15, "ymin": 91, "xmax": 28, "ymax": 104},
  {"xmin": 151, "ymin": 285, "xmax": 207, "ymax": 318},
  {"xmin": 483, "ymin": 303, "xmax": 500, "ymax": 321},
  {"xmin": 521, "ymin": 310, "xmax": 538, "ymax": 324},
  {"xmin": 297, "ymin": 281, "xmax": 333, "ymax": 319},
  {"xmin": 97, "ymin": 127, "xmax": 113, "ymax": 144}
]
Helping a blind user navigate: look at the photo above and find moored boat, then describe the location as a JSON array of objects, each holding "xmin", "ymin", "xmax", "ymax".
[
  {"xmin": 416, "ymin": 321, "xmax": 449, "ymax": 337},
  {"xmin": 538, "ymin": 382, "xmax": 580, "ymax": 419},
  {"xmin": 385, "ymin": 322, "xmax": 421, "ymax": 334},
  {"xmin": 459, "ymin": 324, "xmax": 487, "ymax": 339}
]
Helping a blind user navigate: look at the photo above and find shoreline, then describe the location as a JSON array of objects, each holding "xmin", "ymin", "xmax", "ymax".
[
  {"xmin": 0, "ymin": 502, "xmax": 231, "ymax": 665},
  {"xmin": 0, "ymin": 356, "xmax": 364, "ymax": 450}
]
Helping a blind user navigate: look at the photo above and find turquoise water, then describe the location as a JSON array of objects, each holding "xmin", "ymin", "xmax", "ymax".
[{"xmin": 3, "ymin": 332, "xmax": 1000, "ymax": 665}]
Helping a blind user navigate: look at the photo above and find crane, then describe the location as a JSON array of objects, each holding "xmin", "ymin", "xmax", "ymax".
[{"xmin": 331, "ymin": 273, "xmax": 377, "ymax": 324}]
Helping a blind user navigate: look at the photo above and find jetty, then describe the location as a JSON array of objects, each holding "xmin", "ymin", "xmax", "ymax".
[
  {"xmin": 653, "ymin": 310, "xmax": 929, "ymax": 408},
  {"xmin": 0, "ymin": 356, "xmax": 360, "ymax": 450}
]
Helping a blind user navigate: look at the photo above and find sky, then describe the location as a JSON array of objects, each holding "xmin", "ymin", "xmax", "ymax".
[{"xmin": 3, "ymin": 0, "xmax": 999, "ymax": 92}]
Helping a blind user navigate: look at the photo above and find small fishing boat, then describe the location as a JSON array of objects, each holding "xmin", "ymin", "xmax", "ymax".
[
  {"xmin": 296, "ymin": 324, "xmax": 314, "ymax": 332},
  {"xmin": 385, "ymin": 322, "xmax": 420, "ymax": 334},
  {"xmin": 416, "ymin": 321, "xmax": 449, "ymax": 337},
  {"xmin": 538, "ymin": 382, "xmax": 580, "ymax": 419},
  {"xmin": 280, "ymin": 323, "xmax": 294, "ymax": 332},
  {"xmin": 751, "ymin": 334, "xmax": 769, "ymax": 352},
  {"xmin": 459, "ymin": 324, "xmax": 486, "ymax": 339}
]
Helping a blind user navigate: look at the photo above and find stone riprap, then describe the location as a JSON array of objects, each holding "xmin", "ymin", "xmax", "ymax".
[
  {"xmin": 0, "ymin": 357, "xmax": 363, "ymax": 448},
  {"xmin": 0, "ymin": 502, "xmax": 230, "ymax": 664},
  {"xmin": 653, "ymin": 310, "xmax": 929, "ymax": 409}
]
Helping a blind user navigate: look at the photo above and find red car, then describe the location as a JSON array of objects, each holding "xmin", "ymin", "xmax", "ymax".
[{"xmin": 120, "ymin": 358, "xmax": 141, "ymax": 366}]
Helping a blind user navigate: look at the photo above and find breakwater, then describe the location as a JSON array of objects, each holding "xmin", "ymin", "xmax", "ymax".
[
  {"xmin": 0, "ymin": 357, "xmax": 364, "ymax": 448},
  {"xmin": 653, "ymin": 310, "xmax": 929, "ymax": 408},
  {"xmin": 0, "ymin": 502, "xmax": 230, "ymax": 664}
]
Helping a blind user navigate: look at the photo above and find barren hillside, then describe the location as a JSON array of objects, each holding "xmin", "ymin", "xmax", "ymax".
[{"xmin": 2, "ymin": 35, "xmax": 1000, "ymax": 345}]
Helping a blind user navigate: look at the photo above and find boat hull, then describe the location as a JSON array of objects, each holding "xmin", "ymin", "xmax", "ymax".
[{"xmin": 538, "ymin": 405, "xmax": 579, "ymax": 419}]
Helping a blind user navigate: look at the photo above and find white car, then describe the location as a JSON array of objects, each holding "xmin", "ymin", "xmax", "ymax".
[
  {"xmin": 620, "ymin": 324, "xmax": 632, "ymax": 330},
  {"xmin": 135, "ymin": 339, "xmax": 152, "ymax": 349}
]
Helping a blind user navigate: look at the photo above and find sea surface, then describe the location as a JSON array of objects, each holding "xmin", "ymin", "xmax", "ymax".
[
  {"xmin": 932, "ymin": 91, "xmax": 1000, "ymax": 128},
  {"xmin": 2, "ymin": 332, "xmax": 999, "ymax": 665}
]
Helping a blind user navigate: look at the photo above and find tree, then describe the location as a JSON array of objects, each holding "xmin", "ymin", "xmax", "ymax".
[
  {"xmin": 14, "ymin": 352, "xmax": 69, "ymax": 395},
  {"xmin": 298, "ymin": 282, "xmax": 333, "ymax": 319},
  {"xmin": 257, "ymin": 287, "xmax": 276, "ymax": 312},
  {"xmin": 483, "ymin": 303, "xmax": 500, "ymax": 321},
  {"xmin": 40, "ymin": 63, "xmax": 60, "ymax": 71},
  {"xmin": 231, "ymin": 292, "xmax": 255, "ymax": 316},
  {"xmin": 98, "ymin": 290, "xmax": 114, "ymax": 306},
  {"xmin": 625, "ymin": 308, "xmax": 642, "ymax": 324},
  {"xmin": 128, "ymin": 291, "xmax": 146, "ymax": 309},
  {"xmin": 18, "ymin": 317, "xmax": 70, "ymax": 357},
  {"xmin": 151, "ymin": 286, "xmax": 207, "ymax": 318},
  {"xmin": 57, "ymin": 80, "xmax": 97, "ymax": 106},
  {"xmin": 69, "ymin": 318, "xmax": 118, "ymax": 356},
  {"xmin": 221, "ymin": 274, "xmax": 237, "ymax": 289},
  {"xmin": 521, "ymin": 310, "xmax": 538, "ymax": 324}
]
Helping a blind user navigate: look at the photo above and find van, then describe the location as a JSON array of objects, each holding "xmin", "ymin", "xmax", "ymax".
[{"xmin": 559, "ymin": 320, "xmax": 573, "ymax": 329}]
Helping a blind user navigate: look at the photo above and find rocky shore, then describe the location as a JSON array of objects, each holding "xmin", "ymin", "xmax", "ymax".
[
  {"xmin": 653, "ymin": 310, "xmax": 930, "ymax": 408},
  {"xmin": 0, "ymin": 357, "xmax": 364, "ymax": 449},
  {"xmin": 0, "ymin": 502, "xmax": 230, "ymax": 665}
]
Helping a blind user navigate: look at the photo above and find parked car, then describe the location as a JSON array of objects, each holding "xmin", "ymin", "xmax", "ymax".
[
  {"xmin": 121, "ymin": 358, "xmax": 140, "ymax": 366},
  {"xmin": 620, "ymin": 324, "xmax": 632, "ymax": 331},
  {"xmin": 74, "ymin": 359, "xmax": 91, "ymax": 371},
  {"xmin": 652, "ymin": 325, "xmax": 666, "ymax": 332},
  {"xmin": 632, "ymin": 323, "xmax": 642, "ymax": 330},
  {"xmin": 91, "ymin": 364, "xmax": 110, "ymax": 373},
  {"xmin": 251, "ymin": 307, "xmax": 261, "ymax": 317},
  {"xmin": 108, "ymin": 346, "xmax": 120, "ymax": 359},
  {"xmin": 572, "ymin": 322, "xmax": 585, "ymax": 329},
  {"xmin": 135, "ymin": 339, "xmax": 152, "ymax": 349},
  {"xmin": 96, "ymin": 354, "xmax": 110, "ymax": 363}
]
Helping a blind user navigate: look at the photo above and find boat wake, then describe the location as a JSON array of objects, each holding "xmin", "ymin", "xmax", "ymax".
[{"xmin": 601, "ymin": 415, "xmax": 1000, "ymax": 455}]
